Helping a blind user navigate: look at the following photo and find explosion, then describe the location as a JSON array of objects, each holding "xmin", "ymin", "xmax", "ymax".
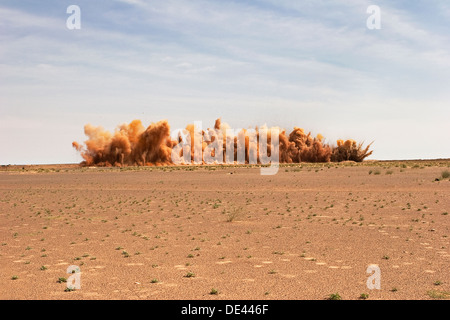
[{"xmin": 72, "ymin": 118, "xmax": 373, "ymax": 167}]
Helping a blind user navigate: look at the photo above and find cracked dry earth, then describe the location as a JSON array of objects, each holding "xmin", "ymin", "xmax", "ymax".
[{"xmin": 0, "ymin": 162, "xmax": 449, "ymax": 300}]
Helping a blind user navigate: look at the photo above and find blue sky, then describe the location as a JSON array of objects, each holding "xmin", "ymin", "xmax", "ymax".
[{"xmin": 1, "ymin": 0, "xmax": 449, "ymax": 164}]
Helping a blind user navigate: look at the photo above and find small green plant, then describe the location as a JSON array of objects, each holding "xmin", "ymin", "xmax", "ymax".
[
  {"xmin": 359, "ymin": 293, "xmax": 369, "ymax": 300},
  {"xmin": 184, "ymin": 272, "xmax": 195, "ymax": 278},
  {"xmin": 11, "ymin": 275, "xmax": 19, "ymax": 280},
  {"xmin": 441, "ymin": 170, "xmax": 450, "ymax": 179},
  {"xmin": 57, "ymin": 277, "xmax": 67, "ymax": 283},
  {"xmin": 328, "ymin": 293, "xmax": 342, "ymax": 300},
  {"xmin": 434, "ymin": 280, "xmax": 442, "ymax": 286},
  {"xmin": 40, "ymin": 265, "xmax": 47, "ymax": 271},
  {"xmin": 210, "ymin": 288, "xmax": 218, "ymax": 295},
  {"xmin": 151, "ymin": 279, "xmax": 159, "ymax": 283}
]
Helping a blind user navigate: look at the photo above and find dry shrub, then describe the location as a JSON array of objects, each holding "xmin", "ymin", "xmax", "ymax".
[{"xmin": 226, "ymin": 206, "xmax": 243, "ymax": 222}]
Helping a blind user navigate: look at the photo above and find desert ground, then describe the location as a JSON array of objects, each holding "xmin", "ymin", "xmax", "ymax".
[{"xmin": 0, "ymin": 160, "xmax": 449, "ymax": 300}]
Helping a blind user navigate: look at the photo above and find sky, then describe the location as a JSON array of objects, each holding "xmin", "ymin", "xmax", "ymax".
[{"xmin": 1, "ymin": 0, "xmax": 449, "ymax": 164}]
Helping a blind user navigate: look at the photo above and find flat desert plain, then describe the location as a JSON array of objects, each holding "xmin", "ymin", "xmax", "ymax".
[{"xmin": 1, "ymin": 160, "xmax": 449, "ymax": 300}]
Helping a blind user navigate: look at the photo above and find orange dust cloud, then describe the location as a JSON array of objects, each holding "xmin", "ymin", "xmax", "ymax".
[{"xmin": 73, "ymin": 118, "xmax": 373, "ymax": 167}]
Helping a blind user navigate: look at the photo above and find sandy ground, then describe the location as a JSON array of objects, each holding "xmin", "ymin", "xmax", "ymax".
[{"xmin": 0, "ymin": 160, "xmax": 449, "ymax": 300}]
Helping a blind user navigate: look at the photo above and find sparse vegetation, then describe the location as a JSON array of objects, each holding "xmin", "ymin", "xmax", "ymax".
[
  {"xmin": 359, "ymin": 293, "xmax": 369, "ymax": 300},
  {"xmin": 226, "ymin": 206, "xmax": 243, "ymax": 222},
  {"xmin": 427, "ymin": 290, "xmax": 450, "ymax": 299},
  {"xmin": 210, "ymin": 288, "xmax": 218, "ymax": 295},
  {"xmin": 3, "ymin": 159, "xmax": 449, "ymax": 299},
  {"xmin": 327, "ymin": 293, "xmax": 342, "ymax": 300}
]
